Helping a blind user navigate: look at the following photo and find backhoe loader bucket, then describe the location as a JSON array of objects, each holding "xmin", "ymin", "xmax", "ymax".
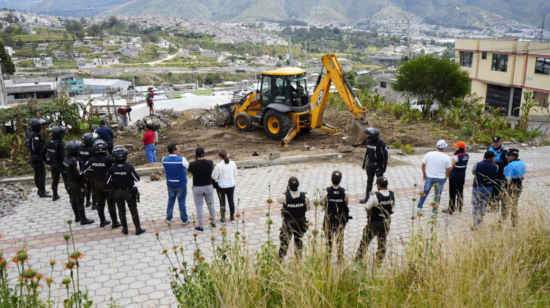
[
  {"xmin": 214, "ymin": 102, "xmax": 236, "ymax": 126},
  {"xmin": 350, "ymin": 119, "xmax": 372, "ymax": 145}
]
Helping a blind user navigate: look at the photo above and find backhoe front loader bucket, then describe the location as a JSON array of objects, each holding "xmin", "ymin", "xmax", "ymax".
[
  {"xmin": 350, "ymin": 119, "xmax": 372, "ymax": 145},
  {"xmin": 214, "ymin": 102, "xmax": 236, "ymax": 126}
]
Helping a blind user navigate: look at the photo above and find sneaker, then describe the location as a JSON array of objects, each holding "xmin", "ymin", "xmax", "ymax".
[
  {"xmin": 230, "ymin": 218, "xmax": 235, "ymax": 224},
  {"xmin": 195, "ymin": 226, "xmax": 204, "ymax": 232},
  {"xmin": 165, "ymin": 220, "xmax": 171, "ymax": 224},
  {"xmin": 210, "ymin": 222, "xmax": 217, "ymax": 228},
  {"xmin": 431, "ymin": 212, "xmax": 437, "ymax": 218},
  {"xmin": 182, "ymin": 220, "xmax": 190, "ymax": 226}
]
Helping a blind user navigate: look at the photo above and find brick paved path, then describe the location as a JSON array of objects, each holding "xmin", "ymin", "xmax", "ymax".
[{"xmin": 1, "ymin": 146, "xmax": 549, "ymax": 307}]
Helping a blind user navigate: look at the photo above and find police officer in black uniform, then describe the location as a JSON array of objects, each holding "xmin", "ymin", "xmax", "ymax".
[
  {"xmin": 83, "ymin": 140, "xmax": 121, "ymax": 228},
  {"xmin": 276, "ymin": 176, "xmax": 310, "ymax": 260},
  {"xmin": 355, "ymin": 177, "xmax": 395, "ymax": 264},
  {"xmin": 105, "ymin": 145, "xmax": 146, "ymax": 235},
  {"xmin": 25, "ymin": 119, "xmax": 50, "ymax": 198},
  {"xmin": 40, "ymin": 126, "xmax": 68, "ymax": 201},
  {"xmin": 79, "ymin": 133, "xmax": 98, "ymax": 209},
  {"xmin": 64, "ymin": 141, "xmax": 95, "ymax": 225},
  {"xmin": 321, "ymin": 171, "xmax": 350, "ymax": 261},
  {"xmin": 360, "ymin": 127, "xmax": 388, "ymax": 204}
]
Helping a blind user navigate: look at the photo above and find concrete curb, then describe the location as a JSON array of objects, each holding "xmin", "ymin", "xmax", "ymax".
[{"xmin": 0, "ymin": 153, "xmax": 350, "ymax": 185}]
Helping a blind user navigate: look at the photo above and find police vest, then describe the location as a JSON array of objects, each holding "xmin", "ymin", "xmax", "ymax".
[
  {"xmin": 45, "ymin": 139, "xmax": 62, "ymax": 163},
  {"xmin": 489, "ymin": 146, "xmax": 507, "ymax": 163},
  {"xmin": 162, "ymin": 156, "xmax": 187, "ymax": 188},
  {"xmin": 26, "ymin": 132, "xmax": 42, "ymax": 155},
  {"xmin": 326, "ymin": 186, "xmax": 348, "ymax": 221},
  {"xmin": 89, "ymin": 155, "xmax": 114, "ymax": 184},
  {"xmin": 78, "ymin": 145, "xmax": 94, "ymax": 165},
  {"xmin": 64, "ymin": 156, "xmax": 84, "ymax": 183},
  {"xmin": 109, "ymin": 163, "xmax": 136, "ymax": 190},
  {"xmin": 369, "ymin": 192, "xmax": 394, "ymax": 222},
  {"xmin": 450, "ymin": 151, "xmax": 469, "ymax": 179},
  {"xmin": 283, "ymin": 192, "xmax": 307, "ymax": 220}
]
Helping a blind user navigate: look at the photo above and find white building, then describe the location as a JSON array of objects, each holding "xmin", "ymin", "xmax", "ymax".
[
  {"xmin": 83, "ymin": 78, "xmax": 132, "ymax": 93},
  {"xmin": 4, "ymin": 46, "xmax": 13, "ymax": 56},
  {"xmin": 33, "ymin": 57, "xmax": 53, "ymax": 68}
]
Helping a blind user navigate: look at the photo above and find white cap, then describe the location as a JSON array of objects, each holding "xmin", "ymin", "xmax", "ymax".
[{"xmin": 436, "ymin": 140, "xmax": 447, "ymax": 149}]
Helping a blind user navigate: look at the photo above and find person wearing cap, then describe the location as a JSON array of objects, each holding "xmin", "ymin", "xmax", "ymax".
[
  {"xmin": 94, "ymin": 120, "xmax": 115, "ymax": 154},
  {"xmin": 277, "ymin": 176, "xmax": 310, "ymax": 260},
  {"xmin": 146, "ymin": 87, "xmax": 155, "ymax": 116},
  {"xmin": 443, "ymin": 141, "xmax": 469, "ymax": 215},
  {"xmin": 471, "ymin": 151, "xmax": 499, "ymax": 228},
  {"xmin": 360, "ymin": 127, "xmax": 388, "ymax": 204},
  {"xmin": 188, "ymin": 147, "xmax": 216, "ymax": 232},
  {"xmin": 487, "ymin": 136, "xmax": 508, "ymax": 212},
  {"xmin": 355, "ymin": 177, "xmax": 394, "ymax": 264},
  {"xmin": 320, "ymin": 170, "xmax": 350, "ymax": 261},
  {"xmin": 500, "ymin": 148, "xmax": 526, "ymax": 227},
  {"xmin": 417, "ymin": 140, "xmax": 452, "ymax": 217},
  {"xmin": 142, "ymin": 124, "xmax": 157, "ymax": 163},
  {"xmin": 116, "ymin": 107, "xmax": 132, "ymax": 127}
]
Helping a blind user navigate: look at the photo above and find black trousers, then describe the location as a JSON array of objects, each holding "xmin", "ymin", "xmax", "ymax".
[
  {"xmin": 489, "ymin": 179, "xmax": 505, "ymax": 209},
  {"xmin": 448, "ymin": 177, "xmax": 465, "ymax": 213},
  {"xmin": 68, "ymin": 182, "xmax": 87, "ymax": 221},
  {"xmin": 115, "ymin": 190, "xmax": 141, "ymax": 231},
  {"xmin": 50, "ymin": 162, "xmax": 68, "ymax": 195},
  {"xmin": 94, "ymin": 181, "xmax": 118, "ymax": 224},
  {"xmin": 218, "ymin": 186, "xmax": 235, "ymax": 221},
  {"xmin": 356, "ymin": 220, "xmax": 390, "ymax": 263},
  {"xmin": 501, "ymin": 185, "xmax": 522, "ymax": 227},
  {"xmin": 365, "ymin": 164, "xmax": 383, "ymax": 198},
  {"xmin": 31, "ymin": 157, "xmax": 47, "ymax": 194},
  {"xmin": 324, "ymin": 216, "xmax": 346, "ymax": 261},
  {"xmin": 85, "ymin": 174, "xmax": 95, "ymax": 205},
  {"xmin": 279, "ymin": 216, "xmax": 308, "ymax": 260}
]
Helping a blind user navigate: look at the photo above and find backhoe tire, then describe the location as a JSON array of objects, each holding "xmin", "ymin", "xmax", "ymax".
[
  {"xmin": 264, "ymin": 109, "xmax": 292, "ymax": 141},
  {"xmin": 235, "ymin": 112, "xmax": 253, "ymax": 132}
]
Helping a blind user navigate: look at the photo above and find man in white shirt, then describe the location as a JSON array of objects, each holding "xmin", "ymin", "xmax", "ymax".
[
  {"xmin": 162, "ymin": 143, "xmax": 190, "ymax": 225},
  {"xmin": 417, "ymin": 140, "xmax": 452, "ymax": 217}
]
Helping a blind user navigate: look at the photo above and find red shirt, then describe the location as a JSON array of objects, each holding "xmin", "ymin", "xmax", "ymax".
[
  {"xmin": 117, "ymin": 107, "xmax": 129, "ymax": 115},
  {"xmin": 142, "ymin": 130, "xmax": 155, "ymax": 146}
]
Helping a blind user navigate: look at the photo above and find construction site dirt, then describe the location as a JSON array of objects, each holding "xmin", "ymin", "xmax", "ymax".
[{"xmin": 121, "ymin": 107, "xmax": 450, "ymax": 168}]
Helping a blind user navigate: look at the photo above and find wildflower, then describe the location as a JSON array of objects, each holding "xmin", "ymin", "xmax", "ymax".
[
  {"xmin": 63, "ymin": 235, "xmax": 70, "ymax": 241},
  {"xmin": 192, "ymin": 233, "xmax": 199, "ymax": 237},
  {"xmin": 68, "ymin": 251, "xmax": 85, "ymax": 261},
  {"xmin": 312, "ymin": 229, "xmax": 319, "ymax": 236},
  {"xmin": 0, "ymin": 257, "xmax": 8, "ymax": 269},
  {"xmin": 430, "ymin": 202, "xmax": 439, "ymax": 208},
  {"xmin": 411, "ymin": 216, "xmax": 416, "ymax": 220},
  {"xmin": 49, "ymin": 259, "xmax": 57, "ymax": 267},
  {"xmin": 161, "ymin": 250, "xmax": 168, "ymax": 255},
  {"xmin": 192, "ymin": 267, "xmax": 197, "ymax": 272},
  {"xmin": 21, "ymin": 269, "xmax": 37, "ymax": 281},
  {"xmin": 171, "ymin": 282, "xmax": 178, "ymax": 288},
  {"xmin": 210, "ymin": 236, "xmax": 216, "ymax": 241},
  {"xmin": 30, "ymin": 281, "xmax": 41, "ymax": 289},
  {"xmin": 61, "ymin": 278, "xmax": 71, "ymax": 286},
  {"xmin": 35, "ymin": 273, "xmax": 43, "ymax": 280},
  {"xmin": 266, "ymin": 198, "xmax": 273, "ymax": 204},
  {"xmin": 154, "ymin": 232, "xmax": 160, "ymax": 237},
  {"xmin": 414, "ymin": 183, "xmax": 418, "ymax": 187},
  {"xmin": 46, "ymin": 278, "xmax": 55, "ymax": 286},
  {"xmin": 67, "ymin": 219, "xmax": 73, "ymax": 225},
  {"xmin": 0, "ymin": 234, "xmax": 4, "ymax": 239},
  {"xmin": 418, "ymin": 193, "xmax": 426, "ymax": 197},
  {"xmin": 234, "ymin": 231, "xmax": 241, "ymax": 236},
  {"xmin": 12, "ymin": 250, "xmax": 28, "ymax": 264},
  {"xmin": 235, "ymin": 214, "xmax": 241, "ymax": 218},
  {"xmin": 172, "ymin": 245, "xmax": 179, "ymax": 251},
  {"xmin": 266, "ymin": 219, "xmax": 273, "ymax": 225},
  {"xmin": 218, "ymin": 228, "xmax": 227, "ymax": 235},
  {"xmin": 64, "ymin": 261, "xmax": 77, "ymax": 271},
  {"xmin": 313, "ymin": 200, "xmax": 320, "ymax": 207},
  {"xmin": 412, "ymin": 198, "xmax": 417, "ymax": 202}
]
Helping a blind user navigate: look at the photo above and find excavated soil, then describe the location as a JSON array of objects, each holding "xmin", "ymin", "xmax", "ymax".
[{"xmin": 120, "ymin": 108, "xmax": 448, "ymax": 167}]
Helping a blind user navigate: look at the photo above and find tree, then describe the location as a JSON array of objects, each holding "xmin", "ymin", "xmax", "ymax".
[
  {"xmin": 392, "ymin": 55, "xmax": 471, "ymax": 118},
  {"xmin": 344, "ymin": 70, "xmax": 356, "ymax": 87},
  {"xmin": 15, "ymin": 38, "xmax": 24, "ymax": 49},
  {"xmin": 0, "ymin": 40, "xmax": 15, "ymax": 75},
  {"xmin": 87, "ymin": 24, "xmax": 104, "ymax": 39},
  {"xmin": 356, "ymin": 75, "xmax": 376, "ymax": 91}
]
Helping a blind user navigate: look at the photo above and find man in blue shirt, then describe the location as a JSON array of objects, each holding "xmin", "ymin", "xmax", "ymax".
[
  {"xmin": 94, "ymin": 120, "xmax": 115, "ymax": 154},
  {"xmin": 487, "ymin": 136, "xmax": 508, "ymax": 212},
  {"xmin": 501, "ymin": 148, "xmax": 527, "ymax": 227},
  {"xmin": 162, "ymin": 143, "xmax": 190, "ymax": 225},
  {"xmin": 471, "ymin": 151, "xmax": 499, "ymax": 228}
]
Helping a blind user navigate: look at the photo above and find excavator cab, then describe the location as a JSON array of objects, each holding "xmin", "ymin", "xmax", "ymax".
[{"xmin": 259, "ymin": 69, "xmax": 310, "ymax": 110}]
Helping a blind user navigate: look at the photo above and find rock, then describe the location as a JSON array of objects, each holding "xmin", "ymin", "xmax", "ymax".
[
  {"xmin": 303, "ymin": 145, "xmax": 310, "ymax": 151},
  {"xmin": 398, "ymin": 152, "xmax": 407, "ymax": 156},
  {"xmin": 269, "ymin": 152, "xmax": 281, "ymax": 160},
  {"xmin": 222, "ymin": 134, "xmax": 233, "ymax": 139},
  {"xmin": 171, "ymin": 122, "xmax": 177, "ymax": 126},
  {"xmin": 338, "ymin": 146, "xmax": 354, "ymax": 153},
  {"xmin": 150, "ymin": 173, "xmax": 160, "ymax": 181}
]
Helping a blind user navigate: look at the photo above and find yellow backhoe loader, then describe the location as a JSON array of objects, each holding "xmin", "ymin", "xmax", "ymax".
[{"xmin": 215, "ymin": 54, "xmax": 371, "ymax": 146}]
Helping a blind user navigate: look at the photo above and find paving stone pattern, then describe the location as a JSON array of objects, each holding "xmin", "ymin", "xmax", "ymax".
[{"xmin": 1, "ymin": 146, "xmax": 550, "ymax": 307}]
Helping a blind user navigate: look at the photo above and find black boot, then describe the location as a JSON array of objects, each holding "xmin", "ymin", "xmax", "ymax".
[
  {"xmin": 71, "ymin": 202, "xmax": 81, "ymax": 223},
  {"xmin": 52, "ymin": 187, "xmax": 60, "ymax": 201},
  {"xmin": 38, "ymin": 191, "xmax": 51, "ymax": 198},
  {"xmin": 120, "ymin": 214, "xmax": 129, "ymax": 234},
  {"xmin": 78, "ymin": 204, "xmax": 95, "ymax": 225},
  {"xmin": 100, "ymin": 220, "xmax": 111, "ymax": 227},
  {"xmin": 131, "ymin": 211, "xmax": 146, "ymax": 235},
  {"xmin": 85, "ymin": 200, "xmax": 92, "ymax": 208}
]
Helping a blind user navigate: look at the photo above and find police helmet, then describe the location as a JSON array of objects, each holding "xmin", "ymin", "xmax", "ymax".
[
  {"xmin": 29, "ymin": 119, "xmax": 46, "ymax": 132},
  {"xmin": 65, "ymin": 141, "xmax": 81, "ymax": 156},
  {"xmin": 112, "ymin": 145, "xmax": 128, "ymax": 162},
  {"xmin": 93, "ymin": 139, "xmax": 108, "ymax": 155},
  {"xmin": 363, "ymin": 127, "xmax": 380, "ymax": 140},
  {"xmin": 50, "ymin": 126, "xmax": 67, "ymax": 139},
  {"xmin": 82, "ymin": 132, "xmax": 99, "ymax": 146}
]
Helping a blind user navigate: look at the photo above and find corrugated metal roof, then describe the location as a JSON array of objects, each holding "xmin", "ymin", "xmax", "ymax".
[{"xmin": 261, "ymin": 67, "xmax": 306, "ymax": 76}]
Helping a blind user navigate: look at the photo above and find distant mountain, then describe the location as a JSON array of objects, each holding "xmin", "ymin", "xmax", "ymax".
[{"xmin": 26, "ymin": 0, "xmax": 550, "ymax": 28}]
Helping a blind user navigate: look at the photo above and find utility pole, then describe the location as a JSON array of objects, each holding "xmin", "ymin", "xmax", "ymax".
[
  {"xmin": 541, "ymin": 14, "xmax": 547, "ymax": 42},
  {"xmin": 289, "ymin": 37, "xmax": 293, "ymax": 66},
  {"xmin": 305, "ymin": 40, "xmax": 308, "ymax": 72},
  {"xmin": 407, "ymin": 19, "xmax": 411, "ymax": 60},
  {"xmin": 0, "ymin": 62, "xmax": 7, "ymax": 106}
]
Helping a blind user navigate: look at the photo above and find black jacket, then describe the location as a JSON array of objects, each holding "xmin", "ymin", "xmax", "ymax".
[
  {"xmin": 41, "ymin": 138, "xmax": 66, "ymax": 164},
  {"xmin": 362, "ymin": 138, "xmax": 388, "ymax": 171},
  {"xmin": 78, "ymin": 144, "xmax": 94, "ymax": 166},
  {"xmin": 64, "ymin": 155, "xmax": 84, "ymax": 183},
  {"xmin": 84, "ymin": 155, "xmax": 114, "ymax": 184},
  {"xmin": 105, "ymin": 162, "xmax": 140, "ymax": 190}
]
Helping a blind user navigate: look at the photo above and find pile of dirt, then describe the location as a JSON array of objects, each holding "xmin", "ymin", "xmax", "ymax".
[{"xmin": 119, "ymin": 107, "xmax": 445, "ymax": 167}]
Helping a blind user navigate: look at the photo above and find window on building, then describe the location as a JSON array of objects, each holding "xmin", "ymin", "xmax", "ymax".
[
  {"xmin": 534, "ymin": 91, "xmax": 550, "ymax": 108},
  {"xmin": 460, "ymin": 51, "xmax": 473, "ymax": 67},
  {"xmin": 535, "ymin": 57, "xmax": 550, "ymax": 75},
  {"xmin": 482, "ymin": 52, "xmax": 487, "ymax": 60},
  {"xmin": 380, "ymin": 82, "xmax": 387, "ymax": 88},
  {"xmin": 492, "ymin": 54, "xmax": 508, "ymax": 72}
]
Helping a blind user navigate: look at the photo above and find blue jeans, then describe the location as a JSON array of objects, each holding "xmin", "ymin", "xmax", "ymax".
[
  {"xmin": 145, "ymin": 143, "xmax": 157, "ymax": 163},
  {"xmin": 166, "ymin": 185, "xmax": 188, "ymax": 222},
  {"xmin": 417, "ymin": 177, "xmax": 447, "ymax": 211},
  {"xmin": 472, "ymin": 186, "xmax": 493, "ymax": 227}
]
